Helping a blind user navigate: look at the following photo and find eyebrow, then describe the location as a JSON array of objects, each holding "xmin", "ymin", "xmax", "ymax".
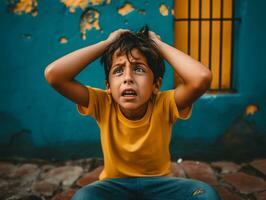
[{"xmin": 111, "ymin": 60, "xmax": 147, "ymax": 69}]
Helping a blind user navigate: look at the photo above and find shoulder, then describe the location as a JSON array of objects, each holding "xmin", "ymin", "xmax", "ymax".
[
  {"xmin": 86, "ymin": 86, "xmax": 110, "ymax": 101},
  {"xmin": 154, "ymin": 90, "xmax": 175, "ymax": 103}
]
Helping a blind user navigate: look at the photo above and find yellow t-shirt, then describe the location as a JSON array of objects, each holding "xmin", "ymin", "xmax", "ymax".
[{"xmin": 77, "ymin": 86, "xmax": 192, "ymax": 180}]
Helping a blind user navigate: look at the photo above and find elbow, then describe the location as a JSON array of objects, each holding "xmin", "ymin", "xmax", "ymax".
[
  {"xmin": 203, "ymin": 69, "xmax": 212, "ymax": 88},
  {"xmin": 44, "ymin": 65, "xmax": 57, "ymax": 85},
  {"xmin": 195, "ymin": 68, "xmax": 212, "ymax": 91}
]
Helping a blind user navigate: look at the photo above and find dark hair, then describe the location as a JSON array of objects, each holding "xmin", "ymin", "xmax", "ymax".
[{"xmin": 100, "ymin": 25, "xmax": 165, "ymax": 82}]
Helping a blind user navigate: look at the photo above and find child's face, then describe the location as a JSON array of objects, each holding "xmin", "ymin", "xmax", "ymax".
[{"xmin": 106, "ymin": 48, "xmax": 160, "ymax": 116}]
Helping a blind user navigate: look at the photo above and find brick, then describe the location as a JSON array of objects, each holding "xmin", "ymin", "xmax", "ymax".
[
  {"xmin": 255, "ymin": 191, "xmax": 266, "ymax": 200},
  {"xmin": 10, "ymin": 164, "xmax": 40, "ymax": 182},
  {"xmin": 211, "ymin": 161, "xmax": 241, "ymax": 174},
  {"xmin": 41, "ymin": 164, "xmax": 55, "ymax": 173},
  {"xmin": 214, "ymin": 186, "xmax": 242, "ymax": 200},
  {"xmin": 250, "ymin": 159, "xmax": 266, "ymax": 175},
  {"xmin": 181, "ymin": 161, "xmax": 219, "ymax": 185},
  {"xmin": 0, "ymin": 162, "xmax": 17, "ymax": 178},
  {"xmin": 32, "ymin": 180, "xmax": 58, "ymax": 197},
  {"xmin": 76, "ymin": 166, "xmax": 103, "ymax": 187},
  {"xmin": 223, "ymin": 172, "xmax": 266, "ymax": 194},
  {"xmin": 64, "ymin": 158, "xmax": 94, "ymax": 172},
  {"xmin": 43, "ymin": 166, "xmax": 83, "ymax": 187}
]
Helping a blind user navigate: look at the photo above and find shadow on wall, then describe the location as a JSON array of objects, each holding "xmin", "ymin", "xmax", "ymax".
[
  {"xmin": 0, "ymin": 111, "xmax": 102, "ymax": 161},
  {"xmin": 0, "ymin": 137, "xmax": 103, "ymax": 161},
  {"xmin": 171, "ymin": 113, "xmax": 266, "ymax": 163},
  {"xmin": 1, "ymin": 111, "xmax": 265, "ymax": 162}
]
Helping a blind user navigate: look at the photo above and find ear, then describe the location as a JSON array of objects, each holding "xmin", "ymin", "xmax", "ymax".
[
  {"xmin": 105, "ymin": 80, "xmax": 111, "ymax": 95},
  {"xmin": 153, "ymin": 77, "xmax": 162, "ymax": 94}
]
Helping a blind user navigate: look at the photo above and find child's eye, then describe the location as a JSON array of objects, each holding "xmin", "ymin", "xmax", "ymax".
[
  {"xmin": 134, "ymin": 66, "xmax": 145, "ymax": 73},
  {"xmin": 113, "ymin": 67, "xmax": 123, "ymax": 75}
]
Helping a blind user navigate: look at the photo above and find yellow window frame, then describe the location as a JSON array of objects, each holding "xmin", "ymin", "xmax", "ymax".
[{"xmin": 174, "ymin": 0, "xmax": 237, "ymax": 92}]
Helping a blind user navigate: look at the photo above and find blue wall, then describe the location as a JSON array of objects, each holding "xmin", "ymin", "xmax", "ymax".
[{"xmin": 0, "ymin": 0, "xmax": 265, "ymax": 161}]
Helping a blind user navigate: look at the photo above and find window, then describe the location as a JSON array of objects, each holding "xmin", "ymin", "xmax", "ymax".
[{"xmin": 174, "ymin": 0, "xmax": 240, "ymax": 92}]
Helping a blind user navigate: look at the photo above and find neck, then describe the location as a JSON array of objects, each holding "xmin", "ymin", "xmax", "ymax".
[{"xmin": 119, "ymin": 103, "xmax": 149, "ymax": 120}]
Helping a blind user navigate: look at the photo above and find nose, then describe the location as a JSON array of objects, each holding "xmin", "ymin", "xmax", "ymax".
[{"xmin": 123, "ymin": 67, "xmax": 134, "ymax": 84}]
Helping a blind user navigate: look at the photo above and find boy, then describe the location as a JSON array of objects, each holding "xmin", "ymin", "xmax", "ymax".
[{"xmin": 45, "ymin": 26, "xmax": 220, "ymax": 200}]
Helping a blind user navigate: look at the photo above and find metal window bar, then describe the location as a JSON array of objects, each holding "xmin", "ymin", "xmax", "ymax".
[
  {"xmin": 219, "ymin": 0, "xmax": 224, "ymax": 89},
  {"xmin": 188, "ymin": 0, "xmax": 191, "ymax": 55},
  {"xmin": 174, "ymin": 0, "xmax": 241, "ymax": 91},
  {"xmin": 199, "ymin": 0, "xmax": 202, "ymax": 62}
]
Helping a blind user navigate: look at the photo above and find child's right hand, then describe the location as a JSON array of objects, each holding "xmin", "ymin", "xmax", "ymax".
[{"xmin": 106, "ymin": 29, "xmax": 130, "ymax": 44}]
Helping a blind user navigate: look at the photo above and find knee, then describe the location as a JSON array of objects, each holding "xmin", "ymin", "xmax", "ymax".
[{"xmin": 190, "ymin": 180, "xmax": 221, "ymax": 200}]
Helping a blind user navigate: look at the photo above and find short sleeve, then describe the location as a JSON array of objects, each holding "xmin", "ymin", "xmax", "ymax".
[
  {"xmin": 76, "ymin": 86, "xmax": 109, "ymax": 122},
  {"xmin": 157, "ymin": 90, "xmax": 193, "ymax": 123}
]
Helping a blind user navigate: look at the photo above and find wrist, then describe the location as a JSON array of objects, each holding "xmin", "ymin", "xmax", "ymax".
[{"xmin": 99, "ymin": 39, "xmax": 112, "ymax": 48}]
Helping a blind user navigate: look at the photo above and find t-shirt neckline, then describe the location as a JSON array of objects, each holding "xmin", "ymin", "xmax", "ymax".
[{"xmin": 117, "ymin": 102, "xmax": 152, "ymax": 127}]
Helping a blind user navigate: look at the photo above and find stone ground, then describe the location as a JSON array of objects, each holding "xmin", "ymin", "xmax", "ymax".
[{"xmin": 0, "ymin": 157, "xmax": 266, "ymax": 200}]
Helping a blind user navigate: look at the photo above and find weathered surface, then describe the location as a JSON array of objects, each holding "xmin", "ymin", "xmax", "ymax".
[
  {"xmin": 32, "ymin": 180, "xmax": 58, "ymax": 197},
  {"xmin": 0, "ymin": 162, "xmax": 17, "ymax": 178},
  {"xmin": 214, "ymin": 186, "xmax": 242, "ymax": 200},
  {"xmin": 211, "ymin": 161, "xmax": 241, "ymax": 174},
  {"xmin": 42, "ymin": 166, "xmax": 83, "ymax": 187},
  {"xmin": 1, "ymin": 157, "xmax": 266, "ymax": 200},
  {"xmin": 255, "ymin": 191, "xmax": 266, "ymax": 200},
  {"xmin": 181, "ymin": 161, "xmax": 219, "ymax": 185},
  {"xmin": 250, "ymin": 159, "xmax": 266, "ymax": 175},
  {"xmin": 76, "ymin": 165, "xmax": 103, "ymax": 186},
  {"xmin": 223, "ymin": 172, "xmax": 266, "ymax": 194}
]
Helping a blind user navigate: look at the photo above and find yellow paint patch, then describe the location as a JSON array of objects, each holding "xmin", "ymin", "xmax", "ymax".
[
  {"xmin": 61, "ymin": 0, "xmax": 89, "ymax": 13},
  {"xmin": 245, "ymin": 104, "xmax": 259, "ymax": 116},
  {"xmin": 12, "ymin": 0, "xmax": 38, "ymax": 16},
  {"xmin": 118, "ymin": 3, "xmax": 134, "ymax": 16},
  {"xmin": 80, "ymin": 9, "xmax": 100, "ymax": 40},
  {"xmin": 159, "ymin": 4, "xmax": 168, "ymax": 16},
  {"xmin": 59, "ymin": 37, "xmax": 68, "ymax": 44},
  {"xmin": 61, "ymin": 0, "xmax": 110, "ymax": 13},
  {"xmin": 90, "ymin": 0, "xmax": 111, "ymax": 5}
]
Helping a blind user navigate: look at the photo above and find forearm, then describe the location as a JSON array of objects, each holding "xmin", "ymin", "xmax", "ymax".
[
  {"xmin": 155, "ymin": 39, "xmax": 212, "ymax": 88},
  {"xmin": 45, "ymin": 40, "xmax": 111, "ymax": 83}
]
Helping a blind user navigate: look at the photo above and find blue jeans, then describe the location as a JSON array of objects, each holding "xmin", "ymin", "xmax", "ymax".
[{"xmin": 71, "ymin": 176, "xmax": 221, "ymax": 200}]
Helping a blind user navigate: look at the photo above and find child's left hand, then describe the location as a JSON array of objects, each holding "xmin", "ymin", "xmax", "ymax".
[{"xmin": 149, "ymin": 31, "xmax": 161, "ymax": 42}]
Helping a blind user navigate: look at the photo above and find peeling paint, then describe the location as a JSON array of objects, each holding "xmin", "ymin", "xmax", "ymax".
[
  {"xmin": 89, "ymin": 0, "xmax": 111, "ymax": 5},
  {"xmin": 245, "ymin": 104, "xmax": 259, "ymax": 116},
  {"xmin": 59, "ymin": 37, "xmax": 68, "ymax": 44},
  {"xmin": 159, "ymin": 4, "xmax": 168, "ymax": 16},
  {"xmin": 61, "ymin": 0, "xmax": 111, "ymax": 13},
  {"xmin": 61, "ymin": 0, "xmax": 89, "ymax": 13},
  {"xmin": 118, "ymin": 3, "xmax": 134, "ymax": 16},
  {"xmin": 171, "ymin": 8, "xmax": 174, "ymax": 16},
  {"xmin": 9, "ymin": 0, "xmax": 38, "ymax": 16},
  {"xmin": 80, "ymin": 8, "xmax": 100, "ymax": 40}
]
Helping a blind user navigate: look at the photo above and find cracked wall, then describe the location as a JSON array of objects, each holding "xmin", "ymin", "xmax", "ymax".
[
  {"xmin": 1, "ymin": 0, "xmax": 266, "ymax": 160},
  {"xmin": 8, "ymin": 0, "xmax": 172, "ymax": 41}
]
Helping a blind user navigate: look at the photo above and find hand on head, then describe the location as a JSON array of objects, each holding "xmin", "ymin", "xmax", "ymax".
[
  {"xmin": 106, "ymin": 29, "xmax": 130, "ymax": 44},
  {"xmin": 148, "ymin": 31, "xmax": 161, "ymax": 42}
]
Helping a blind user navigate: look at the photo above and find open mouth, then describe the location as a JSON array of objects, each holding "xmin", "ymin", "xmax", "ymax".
[{"xmin": 122, "ymin": 89, "xmax": 137, "ymax": 97}]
